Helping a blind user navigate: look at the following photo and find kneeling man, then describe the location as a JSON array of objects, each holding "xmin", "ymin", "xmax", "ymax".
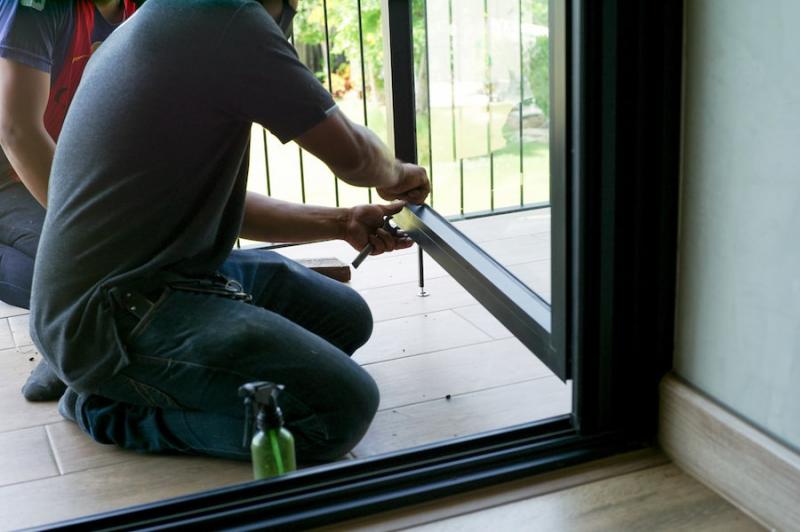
[{"xmin": 31, "ymin": 0, "xmax": 429, "ymax": 462}]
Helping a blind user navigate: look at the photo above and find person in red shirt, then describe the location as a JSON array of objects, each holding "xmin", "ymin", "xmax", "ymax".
[{"xmin": 0, "ymin": 0, "xmax": 137, "ymax": 401}]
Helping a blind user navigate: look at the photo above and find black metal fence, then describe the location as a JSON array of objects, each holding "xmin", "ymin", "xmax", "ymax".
[{"xmin": 247, "ymin": 0, "xmax": 550, "ymax": 220}]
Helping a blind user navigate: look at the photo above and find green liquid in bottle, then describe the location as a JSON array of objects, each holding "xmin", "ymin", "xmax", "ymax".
[{"xmin": 251, "ymin": 427, "xmax": 296, "ymax": 480}]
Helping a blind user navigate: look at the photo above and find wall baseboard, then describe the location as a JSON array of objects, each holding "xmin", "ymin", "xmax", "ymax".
[{"xmin": 659, "ymin": 373, "xmax": 800, "ymax": 531}]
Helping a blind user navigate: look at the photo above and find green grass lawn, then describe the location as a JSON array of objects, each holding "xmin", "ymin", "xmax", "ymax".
[{"xmin": 245, "ymin": 98, "xmax": 549, "ymax": 218}]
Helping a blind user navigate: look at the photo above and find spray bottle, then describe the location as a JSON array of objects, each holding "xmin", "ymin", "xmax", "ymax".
[{"xmin": 239, "ymin": 381, "xmax": 296, "ymax": 480}]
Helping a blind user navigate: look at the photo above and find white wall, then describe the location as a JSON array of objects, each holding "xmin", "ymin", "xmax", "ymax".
[{"xmin": 675, "ymin": 0, "xmax": 800, "ymax": 451}]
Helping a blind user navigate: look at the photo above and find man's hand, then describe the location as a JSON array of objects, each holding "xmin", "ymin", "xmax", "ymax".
[
  {"xmin": 344, "ymin": 201, "xmax": 413, "ymax": 255},
  {"xmin": 377, "ymin": 162, "xmax": 430, "ymax": 205}
]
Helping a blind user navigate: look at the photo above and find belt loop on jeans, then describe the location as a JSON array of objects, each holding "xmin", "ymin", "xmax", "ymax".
[{"xmin": 109, "ymin": 287, "xmax": 154, "ymax": 321}]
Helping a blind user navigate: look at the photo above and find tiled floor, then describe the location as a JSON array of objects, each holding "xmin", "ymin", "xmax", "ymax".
[{"xmin": 0, "ymin": 209, "xmax": 569, "ymax": 530}]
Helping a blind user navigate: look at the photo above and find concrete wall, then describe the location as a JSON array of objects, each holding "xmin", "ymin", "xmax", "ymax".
[{"xmin": 675, "ymin": 0, "xmax": 800, "ymax": 451}]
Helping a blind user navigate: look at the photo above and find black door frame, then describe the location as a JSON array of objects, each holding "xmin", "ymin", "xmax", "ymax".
[{"xmin": 51, "ymin": 0, "xmax": 683, "ymax": 529}]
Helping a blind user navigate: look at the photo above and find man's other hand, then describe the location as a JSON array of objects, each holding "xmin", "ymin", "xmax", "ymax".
[
  {"xmin": 377, "ymin": 163, "xmax": 430, "ymax": 205},
  {"xmin": 344, "ymin": 202, "xmax": 413, "ymax": 255}
]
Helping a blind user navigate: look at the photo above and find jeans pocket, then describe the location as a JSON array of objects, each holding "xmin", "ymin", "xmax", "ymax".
[{"xmin": 125, "ymin": 288, "xmax": 173, "ymax": 343}]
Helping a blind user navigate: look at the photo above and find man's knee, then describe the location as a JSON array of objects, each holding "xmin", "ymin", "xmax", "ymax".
[
  {"xmin": 297, "ymin": 368, "xmax": 379, "ymax": 463},
  {"xmin": 345, "ymin": 289, "xmax": 373, "ymax": 352}
]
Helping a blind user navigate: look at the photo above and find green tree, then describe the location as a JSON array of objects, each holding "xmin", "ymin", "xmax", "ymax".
[
  {"xmin": 294, "ymin": 0, "xmax": 386, "ymax": 99},
  {"xmin": 528, "ymin": 35, "xmax": 549, "ymax": 118},
  {"xmin": 524, "ymin": 0, "xmax": 548, "ymax": 26},
  {"xmin": 293, "ymin": 0, "xmax": 426, "ymax": 102},
  {"xmin": 523, "ymin": 0, "xmax": 549, "ymax": 118}
]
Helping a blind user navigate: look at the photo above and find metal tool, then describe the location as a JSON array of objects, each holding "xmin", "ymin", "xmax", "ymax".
[{"xmin": 352, "ymin": 216, "xmax": 401, "ymax": 268}]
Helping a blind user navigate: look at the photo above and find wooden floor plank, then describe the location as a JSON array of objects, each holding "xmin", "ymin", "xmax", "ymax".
[
  {"xmin": 508, "ymin": 259, "xmax": 552, "ymax": 303},
  {"xmin": 323, "ymin": 449, "xmax": 670, "ymax": 532},
  {"xmin": 406, "ymin": 464, "xmax": 762, "ymax": 532},
  {"xmin": 348, "ymin": 250, "xmax": 449, "ymax": 291},
  {"xmin": 0, "ymin": 301, "xmax": 27, "ymax": 319},
  {"xmin": 352, "ymin": 377, "xmax": 570, "ymax": 457},
  {"xmin": 0, "ymin": 426, "xmax": 59, "ymax": 487},
  {"xmin": 355, "ymin": 309, "xmax": 492, "ymax": 365},
  {"xmin": 363, "ymin": 337, "xmax": 554, "ymax": 411},
  {"xmin": 452, "ymin": 304, "xmax": 513, "ymax": 340},
  {"xmin": 0, "ymin": 455, "xmax": 252, "ymax": 530},
  {"xmin": 0, "ymin": 345, "xmax": 63, "ymax": 433},
  {"xmin": 0, "ymin": 318, "xmax": 15, "ymax": 351},
  {"xmin": 8, "ymin": 313, "xmax": 32, "ymax": 347},
  {"xmin": 453, "ymin": 209, "xmax": 551, "ymax": 243},
  {"xmin": 359, "ymin": 276, "xmax": 479, "ymax": 323},
  {"xmin": 480, "ymin": 233, "xmax": 550, "ymax": 266},
  {"xmin": 46, "ymin": 421, "xmax": 142, "ymax": 475}
]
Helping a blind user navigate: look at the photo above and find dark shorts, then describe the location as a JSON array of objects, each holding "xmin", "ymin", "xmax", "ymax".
[{"xmin": 0, "ymin": 182, "xmax": 45, "ymax": 308}]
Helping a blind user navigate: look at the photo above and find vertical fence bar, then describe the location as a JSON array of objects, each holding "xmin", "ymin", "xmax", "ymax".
[
  {"xmin": 484, "ymin": 0, "xmax": 493, "ymax": 153},
  {"xmin": 322, "ymin": 0, "xmax": 340, "ymax": 207},
  {"xmin": 423, "ymin": 0, "xmax": 434, "ymax": 207},
  {"xmin": 519, "ymin": 0, "xmax": 525, "ymax": 206},
  {"xmin": 289, "ymin": 33, "xmax": 307, "ymax": 206},
  {"xmin": 357, "ymin": 0, "xmax": 369, "ymax": 127},
  {"xmin": 459, "ymin": 158, "xmax": 464, "ymax": 215},
  {"xmin": 385, "ymin": 0, "xmax": 422, "ymax": 293},
  {"xmin": 298, "ymin": 146, "xmax": 306, "ymax": 204},
  {"xmin": 262, "ymin": 129, "xmax": 271, "ymax": 197},
  {"xmin": 483, "ymin": 0, "xmax": 494, "ymax": 211},
  {"xmin": 490, "ymin": 151, "xmax": 495, "ymax": 211},
  {"xmin": 447, "ymin": 0, "xmax": 457, "ymax": 161},
  {"xmin": 386, "ymin": 0, "xmax": 417, "ymax": 163},
  {"xmin": 356, "ymin": 0, "xmax": 373, "ymax": 204}
]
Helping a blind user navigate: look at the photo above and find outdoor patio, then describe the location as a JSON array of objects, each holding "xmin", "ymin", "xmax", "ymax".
[{"xmin": 0, "ymin": 208, "xmax": 569, "ymax": 530}]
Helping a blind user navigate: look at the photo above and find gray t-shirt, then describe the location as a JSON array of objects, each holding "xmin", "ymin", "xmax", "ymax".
[{"xmin": 30, "ymin": 0, "xmax": 336, "ymax": 394}]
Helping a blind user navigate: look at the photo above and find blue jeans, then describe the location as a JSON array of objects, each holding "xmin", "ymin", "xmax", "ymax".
[
  {"xmin": 73, "ymin": 250, "xmax": 379, "ymax": 463},
  {"xmin": 0, "ymin": 183, "xmax": 45, "ymax": 309}
]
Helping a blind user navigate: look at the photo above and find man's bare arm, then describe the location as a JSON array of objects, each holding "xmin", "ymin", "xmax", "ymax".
[
  {"xmin": 241, "ymin": 192, "xmax": 411, "ymax": 254},
  {"xmin": 295, "ymin": 108, "xmax": 430, "ymax": 204},
  {"xmin": 0, "ymin": 58, "xmax": 53, "ymax": 207},
  {"xmin": 240, "ymin": 192, "xmax": 349, "ymax": 243}
]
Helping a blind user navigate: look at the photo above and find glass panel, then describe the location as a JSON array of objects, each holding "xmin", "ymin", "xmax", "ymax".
[
  {"xmin": 7, "ymin": 3, "xmax": 569, "ymax": 528},
  {"xmin": 240, "ymin": 0, "xmax": 566, "ymax": 455},
  {"xmin": 414, "ymin": 0, "xmax": 552, "ymax": 302}
]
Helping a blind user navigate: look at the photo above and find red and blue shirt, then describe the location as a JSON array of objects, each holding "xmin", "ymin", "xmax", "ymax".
[{"xmin": 0, "ymin": 0, "xmax": 136, "ymax": 186}]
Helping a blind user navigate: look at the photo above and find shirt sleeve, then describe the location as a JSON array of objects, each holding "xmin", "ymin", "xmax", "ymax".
[
  {"xmin": 0, "ymin": 1, "xmax": 69, "ymax": 73},
  {"xmin": 217, "ymin": 2, "xmax": 337, "ymax": 144}
]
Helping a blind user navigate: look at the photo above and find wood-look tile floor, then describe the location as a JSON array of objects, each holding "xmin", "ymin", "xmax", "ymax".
[
  {"xmin": 405, "ymin": 463, "xmax": 763, "ymax": 531},
  {"xmin": 323, "ymin": 450, "xmax": 763, "ymax": 532},
  {"xmin": 0, "ymin": 210, "xmax": 571, "ymax": 530}
]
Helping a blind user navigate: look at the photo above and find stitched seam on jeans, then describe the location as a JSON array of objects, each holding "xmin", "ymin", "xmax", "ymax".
[
  {"xmin": 124, "ymin": 375, "xmax": 181, "ymax": 409},
  {"xmin": 124, "ymin": 377, "xmax": 156, "ymax": 406},
  {"xmin": 130, "ymin": 354, "xmax": 255, "ymax": 381}
]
